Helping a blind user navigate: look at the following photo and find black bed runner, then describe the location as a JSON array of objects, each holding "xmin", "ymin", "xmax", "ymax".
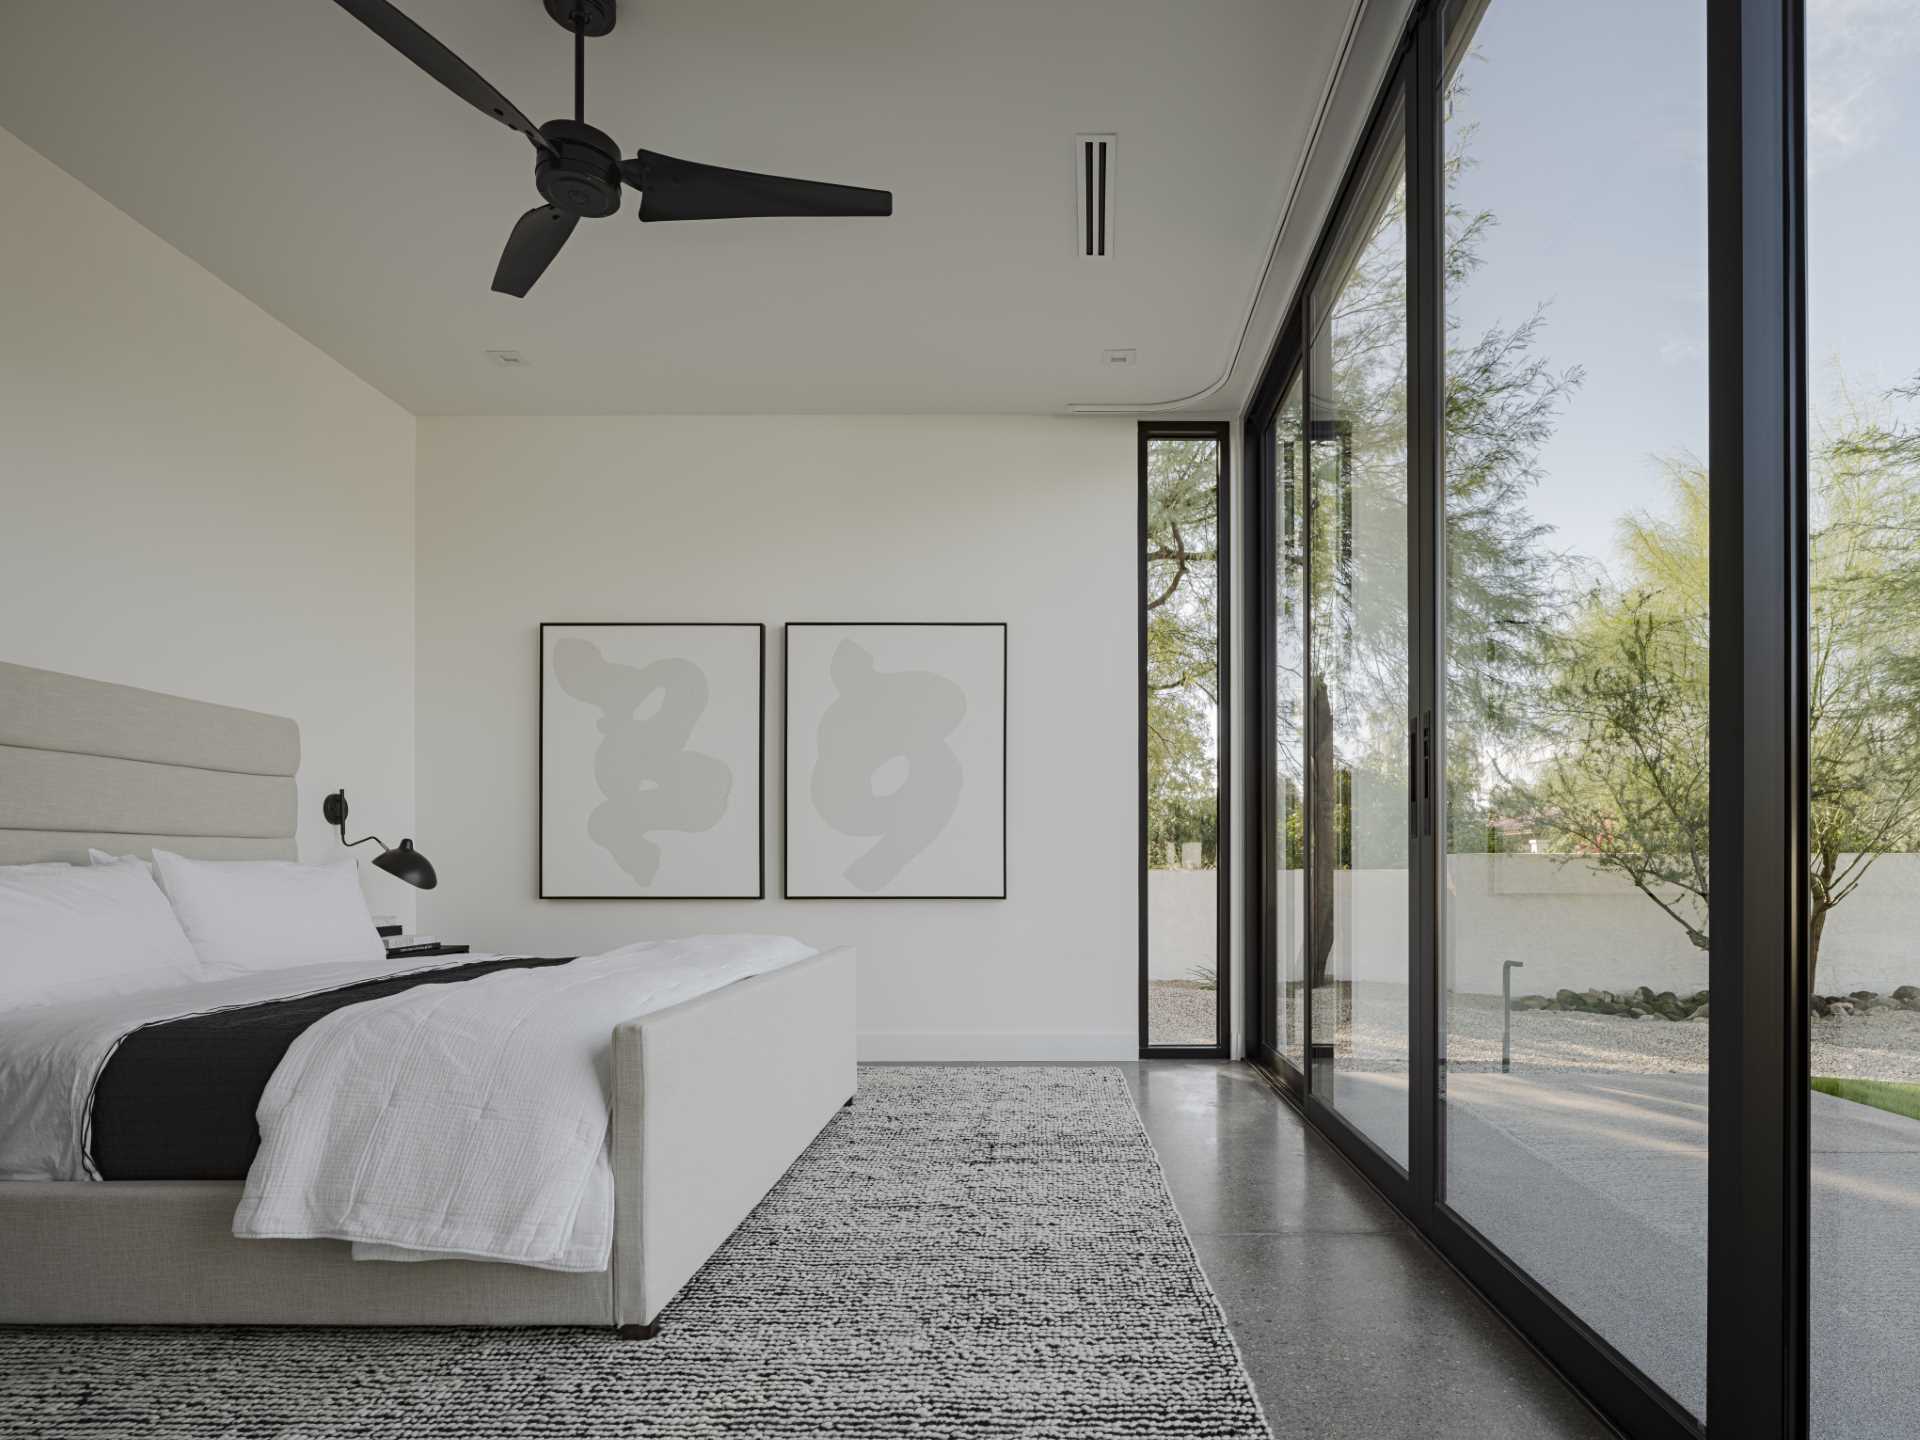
[{"xmin": 89, "ymin": 954, "xmax": 577, "ymax": 1181}]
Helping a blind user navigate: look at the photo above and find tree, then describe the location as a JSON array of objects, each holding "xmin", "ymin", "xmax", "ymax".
[
  {"xmin": 1145, "ymin": 438, "xmax": 1221, "ymax": 869},
  {"xmin": 1436, "ymin": 99, "xmax": 1585, "ymax": 852},
  {"xmin": 1296, "ymin": 109, "xmax": 1583, "ymax": 828},
  {"xmin": 1252, "ymin": 84, "xmax": 1583, "ymax": 986},
  {"xmin": 1510, "ymin": 393, "xmax": 1920, "ymax": 986}
]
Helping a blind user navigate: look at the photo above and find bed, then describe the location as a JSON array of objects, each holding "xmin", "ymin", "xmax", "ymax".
[{"xmin": 0, "ymin": 659, "xmax": 857, "ymax": 1337}]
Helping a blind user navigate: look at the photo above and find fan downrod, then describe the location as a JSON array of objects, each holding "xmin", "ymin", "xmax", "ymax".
[{"xmin": 543, "ymin": 0, "xmax": 615, "ymax": 37}]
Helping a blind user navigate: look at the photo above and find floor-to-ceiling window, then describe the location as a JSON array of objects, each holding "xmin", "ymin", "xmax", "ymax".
[
  {"xmin": 1439, "ymin": 0, "xmax": 1710, "ymax": 1417},
  {"xmin": 1307, "ymin": 108, "xmax": 1412, "ymax": 1169},
  {"xmin": 1242, "ymin": 1, "xmax": 1842, "ymax": 1434},
  {"xmin": 1805, "ymin": 6, "xmax": 1920, "ymax": 1436},
  {"xmin": 1141, "ymin": 424, "xmax": 1229, "ymax": 1052},
  {"xmin": 1266, "ymin": 377, "xmax": 1308, "ymax": 1072}
]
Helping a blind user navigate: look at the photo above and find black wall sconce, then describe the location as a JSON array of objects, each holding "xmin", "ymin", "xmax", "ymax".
[{"xmin": 322, "ymin": 790, "xmax": 438, "ymax": 890}]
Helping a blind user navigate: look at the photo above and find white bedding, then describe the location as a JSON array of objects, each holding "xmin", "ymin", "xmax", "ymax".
[
  {"xmin": 0, "ymin": 951, "xmax": 492, "ymax": 1182},
  {"xmin": 231, "ymin": 934, "xmax": 816, "ymax": 1272}
]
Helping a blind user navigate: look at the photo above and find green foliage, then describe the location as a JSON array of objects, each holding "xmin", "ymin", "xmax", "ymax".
[
  {"xmin": 1284, "ymin": 93, "xmax": 1584, "ymax": 879},
  {"xmin": 1503, "ymin": 466, "xmax": 1712, "ymax": 947},
  {"xmin": 1145, "ymin": 438, "xmax": 1221, "ymax": 868},
  {"xmin": 1812, "ymin": 1076, "xmax": 1920, "ymax": 1124},
  {"xmin": 1438, "ymin": 96, "xmax": 1586, "ymax": 849},
  {"xmin": 1509, "ymin": 407, "xmax": 1920, "ymax": 982}
]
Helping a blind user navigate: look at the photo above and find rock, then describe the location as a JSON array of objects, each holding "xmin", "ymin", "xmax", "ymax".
[
  {"xmin": 1688, "ymin": 1003, "xmax": 1710, "ymax": 1020},
  {"xmin": 1902, "ymin": 998, "xmax": 1920, "ymax": 1012},
  {"xmin": 1555, "ymin": 989, "xmax": 1582, "ymax": 1008},
  {"xmin": 1893, "ymin": 985, "xmax": 1919, "ymax": 1002},
  {"xmin": 1811, "ymin": 996, "xmax": 1831, "ymax": 1018},
  {"xmin": 1830, "ymin": 1001, "xmax": 1855, "ymax": 1020}
]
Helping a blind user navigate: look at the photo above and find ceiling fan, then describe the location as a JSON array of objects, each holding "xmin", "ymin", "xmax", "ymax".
[{"xmin": 331, "ymin": 0, "xmax": 893, "ymax": 296}]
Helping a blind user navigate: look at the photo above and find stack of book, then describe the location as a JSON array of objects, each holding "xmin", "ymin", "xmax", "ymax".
[{"xmin": 382, "ymin": 930, "xmax": 449, "ymax": 958}]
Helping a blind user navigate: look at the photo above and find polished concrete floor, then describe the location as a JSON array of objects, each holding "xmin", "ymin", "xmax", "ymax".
[{"xmin": 1120, "ymin": 1061, "xmax": 1616, "ymax": 1440}]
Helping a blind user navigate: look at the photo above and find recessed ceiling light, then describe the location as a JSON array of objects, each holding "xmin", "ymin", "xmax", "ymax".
[
  {"xmin": 485, "ymin": 349, "xmax": 528, "ymax": 367},
  {"xmin": 1103, "ymin": 349, "xmax": 1137, "ymax": 367}
]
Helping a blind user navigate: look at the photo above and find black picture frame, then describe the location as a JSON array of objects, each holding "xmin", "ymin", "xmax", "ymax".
[
  {"xmin": 782, "ymin": 622, "xmax": 1009, "ymax": 901},
  {"xmin": 538, "ymin": 621, "xmax": 766, "ymax": 900}
]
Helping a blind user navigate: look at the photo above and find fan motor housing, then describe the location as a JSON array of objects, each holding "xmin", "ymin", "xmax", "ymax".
[
  {"xmin": 536, "ymin": 120, "xmax": 623, "ymax": 218},
  {"xmin": 544, "ymin": 0, "xmax": 616, "ymax": 37}
]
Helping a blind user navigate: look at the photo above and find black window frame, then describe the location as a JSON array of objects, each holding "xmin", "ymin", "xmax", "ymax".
[
  {"xmin": 1139, "ymin": 419, "xmax": 1233, "ymax": 1059},
  {"xmin": 1239, "ymin": 2, "xmax": 1812, "ymax": 1436}
]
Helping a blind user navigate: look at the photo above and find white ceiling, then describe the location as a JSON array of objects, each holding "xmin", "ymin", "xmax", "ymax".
[{"xmin": 0, "ymin": 1, "xmax": 1360, "ymax": 416}]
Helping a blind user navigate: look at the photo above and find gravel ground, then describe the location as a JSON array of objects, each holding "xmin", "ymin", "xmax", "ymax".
[
  {"xmin": 1152, "ymin": 977, "xmax": 1920, "ymax": 1079},
  {"xmin": 1306, "ymin": 983, "xmax": 1920, "ymax": 1081},
  {"xmin": 1147, "ymin": 981, "xmax": 1217, "ymax": 1045}
]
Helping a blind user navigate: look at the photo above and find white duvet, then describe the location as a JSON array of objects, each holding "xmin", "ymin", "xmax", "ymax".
[
  {"xmin": 0, "ymin": 952, "xmax": 489, "ymax": 1183},
  {"xmin": 231, "ymin": 934, "xmax": 815, "ymax": 1272}
]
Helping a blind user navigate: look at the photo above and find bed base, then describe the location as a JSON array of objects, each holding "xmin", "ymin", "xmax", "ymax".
[{"xmin": 0, "ymin": 945, "xmax": 857, "ymax": 1336}]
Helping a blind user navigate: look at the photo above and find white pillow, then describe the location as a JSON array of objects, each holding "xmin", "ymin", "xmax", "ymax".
[
  {"xmin": 0, "ymin": 860, "xmax": 203, "ymax": 1011},
  {"xmin": 88, "ymin": 848, "xmax": 160, "ymax": 888},
  {"xmin": 153, "ymin": 852, "xmax": 383, "ymax": 976}
]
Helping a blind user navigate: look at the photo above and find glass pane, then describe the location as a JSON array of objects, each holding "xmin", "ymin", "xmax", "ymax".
[
  {"xmin": 1439, "ymin": 0, "xmax": 1709, "ymax": 1417},
  {"xmin": 1145, "ymin": 434, "xmax": 1222, "ymax": 1046},
  {"xmin": 1307, "ymin": 111, "xmax": 1410, "ymax": 1167},
  {"xmin": 1807, "ymin": 5, "xmax": 1920, "ymax": 1436},
  {"xmin": 1273, "ymin": 378, "xmax": 1307, "ymax": 1070}
]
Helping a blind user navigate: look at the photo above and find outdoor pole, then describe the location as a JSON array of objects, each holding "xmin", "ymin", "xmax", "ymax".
[{"xmin": 1502, "ymin": 960, "xmax": 1525, "ymax": 1074}]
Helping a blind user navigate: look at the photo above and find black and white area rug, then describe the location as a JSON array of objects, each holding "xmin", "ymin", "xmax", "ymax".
[{"xmin": 1, "ymin": 1066, "xmax": 1270, "ymax": 1439}]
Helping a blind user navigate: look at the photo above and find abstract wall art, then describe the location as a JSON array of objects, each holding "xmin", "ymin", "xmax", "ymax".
[
  {"xmin": 540, "ymin": 623, "xmax": 764, "ymax": 898},
  {"xmin": 784, "ymin": 622, "xmax": 1006, "ymax": 899}
]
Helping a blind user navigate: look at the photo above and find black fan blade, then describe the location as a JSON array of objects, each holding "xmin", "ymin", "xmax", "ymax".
[
  {"xmin": 492, "ymin": 206, "xmax": 578, "ymax": 297},
  {"xmin": 333, "ymin": 0, "xmax": 553, "ymax": 154},
  {"xmin": 620, "ymin": 150, "xmax": 892, "ymax": 222}
]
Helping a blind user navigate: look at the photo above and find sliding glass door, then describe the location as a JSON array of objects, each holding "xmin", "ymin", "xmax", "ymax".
[
  {"xmin": 1263, "ymin": 379, "xmax": 1308, "ymax": 1074},
  {"xmin": 1305, "ymin": 106, "xmax": 1413, "ymax": 1170},
  {"xmin": 1805, "ymin": 5, "xmax": 1920, "ymax": 1435},
  {"xmin": 1243, "ymin": 1, "xmax": 1845, "ymax": 1434},
  {"xmin": 1438, "ymin": 0, "xmax": 1710, "ymax": 1417}
]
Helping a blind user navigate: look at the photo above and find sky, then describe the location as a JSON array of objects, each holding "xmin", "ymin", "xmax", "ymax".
[{"xmin": 1447, "ymin": 0, "xmax": 1920, "ymax": 571}]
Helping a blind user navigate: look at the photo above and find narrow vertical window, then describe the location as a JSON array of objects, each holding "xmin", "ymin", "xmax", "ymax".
[{"xmin": 1142, "ymin": 425, "xmax": 1228, "ymax": 1051}]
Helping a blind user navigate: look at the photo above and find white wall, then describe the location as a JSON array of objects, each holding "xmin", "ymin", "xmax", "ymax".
[
  {"xmin": 415, "ymin": 415, "xmax": 1137, "ymax": 1059},
  {"xmin": 1304, "ymin": 853, "xmax": 1918, "ymax": 999},
  {"xmin": 1146, "ymin": 870, "xmax": 1220, "ymax": 982},
  {"xmin": 0, "ymin": 128, "xmax": 419, "ymax": 919}
]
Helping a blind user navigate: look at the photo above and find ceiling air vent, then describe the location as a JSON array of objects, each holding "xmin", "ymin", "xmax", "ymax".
[{"xmin": 1076, "ymin": 134, "xmax": 1114, "ymax": 259}]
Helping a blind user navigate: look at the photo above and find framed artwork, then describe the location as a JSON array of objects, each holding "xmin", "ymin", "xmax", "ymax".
[
  {"xmin": 540, "ymin": 623, "xmax": 764, "ymax": 898},
  {"xmin": 784, "ymin": 622, "xmax": 1007, "ymax": 899}
]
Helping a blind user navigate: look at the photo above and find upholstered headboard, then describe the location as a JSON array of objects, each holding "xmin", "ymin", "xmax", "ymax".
[{"xmin": 0, "ymin": 661, "xmax": 299, "ymax": 866}]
